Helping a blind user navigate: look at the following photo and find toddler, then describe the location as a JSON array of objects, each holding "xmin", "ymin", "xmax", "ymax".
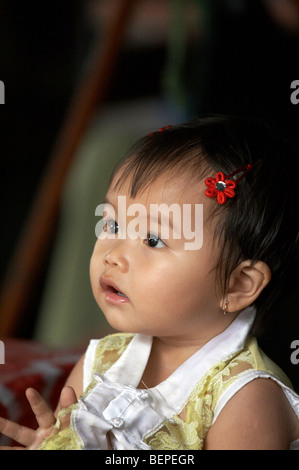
[{"xmin": 1, "ymin": 116, "xmax": 299, "ymax": 450}]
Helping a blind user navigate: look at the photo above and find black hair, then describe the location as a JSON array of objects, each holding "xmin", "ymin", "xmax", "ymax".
[{"xmin": 111, "ymin": 116, "xmax": 299, "ymax": 334}]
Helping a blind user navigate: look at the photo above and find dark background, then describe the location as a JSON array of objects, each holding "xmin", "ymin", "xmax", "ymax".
[{"xmin": 0, "ymin": 0, "xmax": 298, "ymax": 390}]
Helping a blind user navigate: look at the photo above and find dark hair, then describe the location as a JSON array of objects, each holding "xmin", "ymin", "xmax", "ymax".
[{"xmin": 111, "ymin": 116, "xmax": 299, "ymax": 334}]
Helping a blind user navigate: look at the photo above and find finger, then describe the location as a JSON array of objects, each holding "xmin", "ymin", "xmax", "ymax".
[
  {"xmin": 0, "ymin": 417, "xmax": 35, "ymax": 447},
  {"xmin": 59, "ymin": 386, "xmax": 77, "ymax": 410},
  {"xmin": 25, "ymin": 388, "xmax": 56, "ymax": 430}
]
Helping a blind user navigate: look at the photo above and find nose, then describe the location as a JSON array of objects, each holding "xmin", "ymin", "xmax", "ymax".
[{"xmin": 104, "ymin": 241, "xmax": 129, "ymax": 272}]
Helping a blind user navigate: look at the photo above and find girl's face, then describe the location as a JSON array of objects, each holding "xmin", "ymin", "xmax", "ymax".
[{"xmin": 90, "ymin": 171, "xmax": 228, "ymax": 344}]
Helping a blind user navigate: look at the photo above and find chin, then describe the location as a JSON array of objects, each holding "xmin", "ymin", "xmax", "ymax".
[{"xmin": 101, "ymin": 309, "xmax": 135, "ymax": 334}]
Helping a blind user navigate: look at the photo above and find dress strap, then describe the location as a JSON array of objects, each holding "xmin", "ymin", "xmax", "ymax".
[{"xmin": 212, "ymin": 369, "xmax": 299, "ymax": 425}]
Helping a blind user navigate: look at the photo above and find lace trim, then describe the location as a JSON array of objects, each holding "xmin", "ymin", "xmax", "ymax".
[
  {"xmin": 144, "ymin": 348, "xmax": 255, "ymax": 450},
  {"xmin": 40, "ymin": 335, "xmax": 280, "ymax": 450},
  {"xmin": 92, "ymin": 333, "xmax": 134, "ymax": 376},
  {"xmin": 38, "ymin": 405, "xmax": 83, "ymax": 450},
  {"xmin": 92, "ymin": 335, "xmax": 256, "ymax": 450}
]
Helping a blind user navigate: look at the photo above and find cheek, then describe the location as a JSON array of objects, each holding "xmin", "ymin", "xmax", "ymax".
[
  {"xmin": 89, "ymin": 249, "xmax": 103, "ymax": 290},
  {"xmin": 136, "ymin": 254, "xmax": 213, "ymax": 308},
  {"xmin": 168, "ymin": 254, "xmax": 217, "ymax": 306}
]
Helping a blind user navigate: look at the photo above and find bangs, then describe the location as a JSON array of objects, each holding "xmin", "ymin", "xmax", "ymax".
[
  {"xmin": 101, "ymin": 115, "xmax": 296, "ymax": 335},
  {"xmin": 110, "ymin": 128, "xmax": 210, "ymax": 197}
]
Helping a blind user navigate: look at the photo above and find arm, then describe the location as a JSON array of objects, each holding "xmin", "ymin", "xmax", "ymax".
[
  {"xmin": 204, "ymin": 378, "xmax": 297, "ymax": 450},
  {"xmin": 54, "ymin": 353, "xmax": 85, "ymax": 415},
  {"xmin": 0, "ymin": 353, "xmax": 85, "ymax": 450}
]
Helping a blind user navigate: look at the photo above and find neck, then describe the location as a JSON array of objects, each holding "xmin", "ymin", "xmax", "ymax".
[
  {"xmin": 139, "ymin": 313, "xmax": 240, "ymax": 389},
  {"xmin": 154, "ymin": 310, "xmax": 239, "ymax": 356}
]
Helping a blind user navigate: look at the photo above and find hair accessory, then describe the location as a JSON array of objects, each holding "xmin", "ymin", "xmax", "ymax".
[
  {"xmin": 148, "ymin": 125, "xmax": 172, "ymax": 137},
  {"xmin": 205, "ymin": 164, "xmax": 252, "ymax": 205},
  {"xmin": 223, "ymin": 300, "xmax": 229, "ymax": 315},
  {"xmin": 157, "ymin": 125, "xmax": 172, "ymax": 132}
]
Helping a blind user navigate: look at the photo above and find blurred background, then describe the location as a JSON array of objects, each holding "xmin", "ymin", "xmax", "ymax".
[{"xmin": 0, "ymin": 0, "xmax": 298, "ymax": 391}]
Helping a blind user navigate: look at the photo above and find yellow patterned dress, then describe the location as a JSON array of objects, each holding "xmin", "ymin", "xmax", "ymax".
[{"xmin": 39, "ymin": 307, "xmax": 299, "ymax": 450}]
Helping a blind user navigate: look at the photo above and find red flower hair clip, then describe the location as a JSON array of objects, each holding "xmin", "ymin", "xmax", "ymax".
[
  {"xmin": 148, "ymin": 125, "xmax": 172, "ymax": 137},
  {"xmin": 157, "ymin": 125, "xmax": 172, "ymax": 132},
  {"xmin": 205, "ymin": 164, "xmax": 252, "ymax": 205}
]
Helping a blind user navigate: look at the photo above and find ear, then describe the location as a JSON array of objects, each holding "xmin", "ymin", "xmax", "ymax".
[{"xmin": 220, "ymin": 260, "xmax": 271, "ymax": 313}]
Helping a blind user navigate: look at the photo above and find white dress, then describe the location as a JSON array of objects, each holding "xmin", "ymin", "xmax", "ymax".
[{"xmin": 40, "ymin": 307, "xmax": 299, "ymax": 450}]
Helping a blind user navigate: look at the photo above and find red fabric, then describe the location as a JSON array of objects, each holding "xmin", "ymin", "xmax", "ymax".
[{"xmin": 0, "ymin": 338, "xmax": 83, "ymax": 445}]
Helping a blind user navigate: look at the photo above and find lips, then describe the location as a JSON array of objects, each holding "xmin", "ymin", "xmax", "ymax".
[{"xmin": 100, "ymin": 276, "xmax": 129, "ymax": 305}]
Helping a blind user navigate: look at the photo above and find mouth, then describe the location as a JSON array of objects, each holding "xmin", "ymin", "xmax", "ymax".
[{"xmin": 100, "ymin": 276, "xmax": 129, "ymax": 305}]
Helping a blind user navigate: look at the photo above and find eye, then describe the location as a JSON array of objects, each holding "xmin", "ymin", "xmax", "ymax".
[
  {"xmin": 145, "ymin": 233, "xmax": 166, "ymax": 248},
  {"xmin": 103, "ymin": 219, "xmax": 118, "ymax": 235}
]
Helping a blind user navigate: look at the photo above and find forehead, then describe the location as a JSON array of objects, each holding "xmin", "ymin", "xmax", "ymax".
[
  {"xmin": 108, "ymin": 169, "xmax": 205, "ymax": 204},
  {"xmin": 111, "ymin": 144, "xmax": 211, "ymax": 196},
  {"xmin": 106, "ymin": 170, "xmax": 219, "ymax": 231},
  {"xmin": 105, "ymin": 168, "xmax": 222, "ymax": 250}
]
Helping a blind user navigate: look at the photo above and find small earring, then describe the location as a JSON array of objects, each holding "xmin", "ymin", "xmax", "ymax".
[{"xmin": 223, "ymin": 300, "xmax": 229, "ymax": 315}]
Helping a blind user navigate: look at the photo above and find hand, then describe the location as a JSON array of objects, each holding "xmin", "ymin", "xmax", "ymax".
[{"xmin": 0, "ymin": 386, "xmax": 77, "ymax": 450}]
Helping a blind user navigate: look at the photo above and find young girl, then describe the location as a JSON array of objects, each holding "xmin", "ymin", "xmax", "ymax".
[{"xmin": 1, "ymin": 116, "xmax": 299, "ymax": 450}]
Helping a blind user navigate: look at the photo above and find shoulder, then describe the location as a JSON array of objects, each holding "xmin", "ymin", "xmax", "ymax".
[
  {"xmin": 205, "ymin": 377, "xmax": 298, "ymax": 450},
  {"xmin": 64, "ymin": 352, "xmax": 85, "ymax": 398}
]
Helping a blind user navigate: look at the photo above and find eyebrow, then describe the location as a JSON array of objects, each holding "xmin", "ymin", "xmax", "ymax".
[{"xmin": 102, "ymin": 195, "xmax": 185, "ymax": 237}]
